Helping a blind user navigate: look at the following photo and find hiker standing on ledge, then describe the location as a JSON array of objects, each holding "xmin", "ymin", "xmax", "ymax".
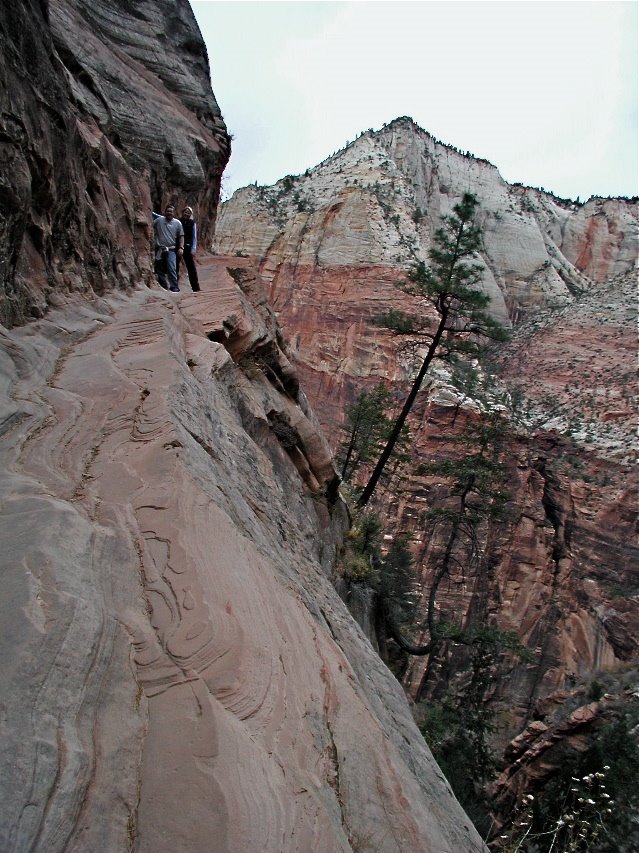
[
  {"xmin": 177, "ymin": 206, "xmax": 200, "ymax": 292},
  {"xmin": 152, "ymin": 205, "xmax": 184, "ymax": 292}
]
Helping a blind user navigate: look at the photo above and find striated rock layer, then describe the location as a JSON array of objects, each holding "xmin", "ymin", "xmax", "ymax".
[
  {"xmin": 0, "ymin": 259, "xmax": 486, "ymax": 852},
  {"xmin": 0, "ymin": 0, "xmax": 229, "ymax": 327}
]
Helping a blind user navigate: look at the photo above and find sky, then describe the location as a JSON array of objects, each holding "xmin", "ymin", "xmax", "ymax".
[{"xmin": 191, "ymin": 1, "xmax": 638, "ymax": 202}]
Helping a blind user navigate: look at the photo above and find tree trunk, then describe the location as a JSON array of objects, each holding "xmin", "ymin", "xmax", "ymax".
[{"xmin": 357, "ymin": 311, "xmax": 447, "ymax": 507}]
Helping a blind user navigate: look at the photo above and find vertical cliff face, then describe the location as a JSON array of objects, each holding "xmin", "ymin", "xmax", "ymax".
[
  {"xmin": 211, "ymin": 118, "xmax": 638, "ymax": 731},
  {"xmin": 0, "ymin": 0, "xmax": 229, "ymax": 327}
]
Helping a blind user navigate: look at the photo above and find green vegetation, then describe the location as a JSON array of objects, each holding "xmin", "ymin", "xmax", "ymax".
[
  {"xmin": 339, "ymin": 510, "xmax": 382, "ymax": 584},
  {"xmin": 337, "ymin": 383, "xmax": 396, "ymax": 483},
  {"xmin": 378, "ymin": 535, "xmax": 417, "ymax": 631},
  {"xmin": 357, "ymin": 192, "xmax": 508, "ymax": 507},
  {"xmin": 503, "ymin": 700, "xmax": 639, "ymax": 852},
  {"xmin": 420, "ymin": 627, "xmax": 529, "ymax": 835}
]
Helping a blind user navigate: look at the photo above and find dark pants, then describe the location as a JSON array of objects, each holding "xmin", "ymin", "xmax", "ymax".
[
  {"xmin": 154, "ymin": 248, "xmax": 178, "ymax": 290},
  {"xmin": 176, "ymin": 249, "xmax": 200, "ymax": 291}
]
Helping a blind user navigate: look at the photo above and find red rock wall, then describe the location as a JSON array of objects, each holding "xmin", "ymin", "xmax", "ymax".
[
  {"xmin": 214, "ymin": 130, "xmax": 638, "ymax": 837},
  {"xmin": 218, "ymin": 246, "xmax": 639, "ymax": 726}
]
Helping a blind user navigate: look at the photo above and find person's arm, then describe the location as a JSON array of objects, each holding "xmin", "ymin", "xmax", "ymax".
[
  {"xmin": 176, "ymin": 222, "xmax": 184, "ymax": 253},
  {"xmin": 192, "ymin": 222, "xmax": 197, "ymax": 254},
  {"xmin": 152, "ymin": 212, "xmax": 161, "ymax": 220}
]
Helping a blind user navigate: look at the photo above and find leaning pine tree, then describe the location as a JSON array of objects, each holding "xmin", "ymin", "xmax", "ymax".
[{"xmin": 357, "ymin": 192, "xmax": 507, "ymax": 507}]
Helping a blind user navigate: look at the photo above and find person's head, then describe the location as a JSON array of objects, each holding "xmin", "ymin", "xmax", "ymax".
[
  {"xmin": 164, "ymin": 205, "xmax": 175, "ymax": 220},
  {"xmin": 182, "ymin": 206, "xmax": 193, "ymax": 219}
]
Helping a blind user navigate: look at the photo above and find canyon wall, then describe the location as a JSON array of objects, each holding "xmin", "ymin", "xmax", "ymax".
[
  {"xmin": 212, "ymin": 118, "xmax": 638, "ymax": 725},
  {"xmin": 0, "ymin": 0, "xmax": 229, "ymax": 328}
]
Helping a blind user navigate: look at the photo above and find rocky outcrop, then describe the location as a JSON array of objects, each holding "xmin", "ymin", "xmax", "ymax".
[
  {"xmin": 487, "ymin": 683, "xmax": 639, "ymax": 848},
  {"xmin": 0, "ymin": 258, "xmax": 487, "ymax": 852},
  {"xmin": 214, "ymin": 117, "xmax": 637, "ymax": 325},
  {"xmin": 0, "ymin": 0, "xmax": 229, "ymax": 327}
]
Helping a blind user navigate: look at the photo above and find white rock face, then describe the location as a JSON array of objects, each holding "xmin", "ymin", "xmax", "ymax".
[{"xmin": 214, "ymin": 117, "xmax": 638, "ymax": 325}]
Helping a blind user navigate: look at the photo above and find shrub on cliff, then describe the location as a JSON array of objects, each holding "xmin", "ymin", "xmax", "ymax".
[{"xmin": 337, "ymin": 383, "xmax": 396, "ymax": 483}]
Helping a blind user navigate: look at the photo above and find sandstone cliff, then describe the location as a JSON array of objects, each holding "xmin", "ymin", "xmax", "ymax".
[
  {"xmin": 214, "ymin": 117, "xmax": 637, "ymax": 325},
  {"xmin": 0, "ymin": 0, "xmax": 229, "ymax": 328},
  {"xmin": 0, "ymin": 5, "xmax": 489, "ymax": 853},
  {"xmin": 211, "ymin": 119, "xmax": 638, "ymax": 744}
]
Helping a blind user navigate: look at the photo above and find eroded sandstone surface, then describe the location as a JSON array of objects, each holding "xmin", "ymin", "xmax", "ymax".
[{"xmin": 0, "ymin": 260, "xmax": 486, "ymax": 852}]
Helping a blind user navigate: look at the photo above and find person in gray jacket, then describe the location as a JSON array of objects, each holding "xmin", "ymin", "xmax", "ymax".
[{"xmin": 152, "ymin": 205, "xmax": 184, "ymax": 291}]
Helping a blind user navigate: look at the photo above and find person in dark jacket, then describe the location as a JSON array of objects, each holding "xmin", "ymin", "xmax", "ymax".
[{"xmin": 177, "ymin": 206, "xmax": 200, "ymax": 292}]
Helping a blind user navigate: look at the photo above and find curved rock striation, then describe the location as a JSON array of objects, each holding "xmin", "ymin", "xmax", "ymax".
[{"xmin": 0, "ymin": 260, "xmax": 487, "ymax": 852}]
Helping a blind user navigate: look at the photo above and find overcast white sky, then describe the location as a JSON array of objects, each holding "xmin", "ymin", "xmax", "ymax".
[{"xmin": 191, "ymin": 1, "xmax": 638, "ymax": 202}]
